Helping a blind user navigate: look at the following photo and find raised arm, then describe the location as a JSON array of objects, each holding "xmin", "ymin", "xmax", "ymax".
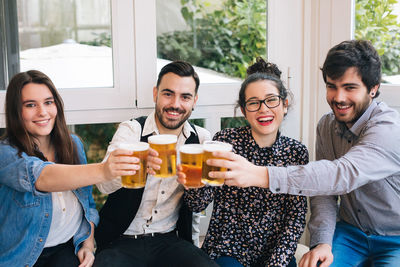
[{"xmin": 35, "ymin": 148, "xmax": 140, "ymax": 191}]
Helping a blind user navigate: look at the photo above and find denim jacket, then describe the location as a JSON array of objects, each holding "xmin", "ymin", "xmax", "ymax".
[{"xmin": 0, "ymin": 135, "xmax": 99, "ymax": 267}]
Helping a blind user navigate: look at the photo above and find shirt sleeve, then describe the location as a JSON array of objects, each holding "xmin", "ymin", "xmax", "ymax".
[
  {"xmin": 307, "ymin": 125, "xmax": 339, "ymax": 247},
  {"xmin": 195, "ymin": 125, "xmax": 211, "ymax": 144},
  {"xmin": 0, "ymin": 143, "xmax": 53, "ymax": 194},
  {"xmin": 268, "ymin": 118, "xmax": 400, "ymax": 196},
  {"xmin": 96, "ymin": 120, "xmax": 142, "ymax": 194}
]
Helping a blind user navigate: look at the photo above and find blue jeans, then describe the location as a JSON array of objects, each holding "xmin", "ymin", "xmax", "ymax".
[
  {"xmin": 330, "ymin": 221, "xmax": 400, "ymax": 267},
  {"xmin": 215, "ymin": 256, "xmax": 244, "ymax": 267}
]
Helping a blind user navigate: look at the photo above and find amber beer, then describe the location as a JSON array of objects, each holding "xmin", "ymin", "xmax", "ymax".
[
  {"xmin": 148, "ymin": 134, "xmax": 177, "ymax": 178},
  {"xmin": 180, "ymin": 144, "xmax": 204, "ymax": 188},
  {"xmin": 201, "ymin": 141, "xmax": 232, "ymax": 186},
  {"xmin": 118, "ymin": 142, "xmax": 149, "ymax": 189}
]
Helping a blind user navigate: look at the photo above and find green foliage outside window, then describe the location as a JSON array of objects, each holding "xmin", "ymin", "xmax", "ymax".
[
  {"xmin": 221, "ymin": 116, "xmax": 249, "ymax": 129},
  {"xmin": 75, "ymin": 123, "xmax": 118, "ymax": 209},
  {"xmin": 355, "ymin": 0, "xmax": 400, "ymax": 75},
  {"xmin": 157, "ymin": 0, "xmax": 267, "ymax": 79}
]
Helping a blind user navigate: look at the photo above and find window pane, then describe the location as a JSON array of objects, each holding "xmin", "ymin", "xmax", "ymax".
[
  {"xmin": 221, "ymin": 117, "xmax": 248, "ymax": 129},
  {"xmin": 355, "ymin": 0, "xmax": 400, "ymax": 84},
  {"xmin": 17, "ymin": 0, "xmax": 113, "ymax": 88},
  {"xmin": 189, "ymin": 118, "xmax": 205, "ymax": 128},
  {"xmin": 156, "ymin": 0, "xmax": 267, "ymax": 81}
]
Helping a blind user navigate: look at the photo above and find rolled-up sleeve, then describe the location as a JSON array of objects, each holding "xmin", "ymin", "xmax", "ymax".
[{"xmin": 0, "ymin": 144, "xmax": 53, "ymax": 194}]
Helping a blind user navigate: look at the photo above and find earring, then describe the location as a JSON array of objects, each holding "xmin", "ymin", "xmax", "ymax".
[{"xmin": 371, "ymin": 92, "xmax": 375, "ymax": 96}]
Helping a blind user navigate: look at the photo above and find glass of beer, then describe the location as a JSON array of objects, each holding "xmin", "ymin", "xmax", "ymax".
[
  {"xmin": 148, "ymin": 134, "xmax": 177, "ymax": 178},
  {"xmin": 179, "ymin": 144, "xmax": 205, "ymax": 188},
  {"xmin": 117, "ymin": 142, "xmax": 149, "ymax": 189},
  {"xmin": 201, "ymin": 141, "xmax": 233, "ymax": 186}
]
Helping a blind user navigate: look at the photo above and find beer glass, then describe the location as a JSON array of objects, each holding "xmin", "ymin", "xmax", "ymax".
[
  {"xmin": 117, "ymin": 142, "xmax": 149, "ymax": 189},
  {"xmin": 148, "ymin": 134, "xmax": 177, "ymax": 178},
  {"xmin": 201, "ymin": 141, "xmax": 233, "ymax": 186},
  {"xmin": 179, "ymin": 144, "xmax": 204, "ymax": 188}
]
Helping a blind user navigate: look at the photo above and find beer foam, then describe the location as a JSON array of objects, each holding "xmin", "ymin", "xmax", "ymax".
[
  {"xmin": 117, "ymin": 142, "xmax": 149, "ymax": 151},
  {"xmin": 180, "ymin": 144, "xmax": 203, "ymax": 154},
  {"xmin": 203, "ymin": 141, "xmax": 232, "ymax": 152},
  {"xmin": 148, "ymin": 134, "xmax": 177, "ymax": 145}
]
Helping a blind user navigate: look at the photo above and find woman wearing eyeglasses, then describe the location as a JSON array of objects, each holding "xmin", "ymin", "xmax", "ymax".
[{"xmin": 178, "ymin": 58, "xmax": 308, "ymax": 267}]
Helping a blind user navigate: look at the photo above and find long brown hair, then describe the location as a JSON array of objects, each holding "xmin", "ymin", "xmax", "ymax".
[{"xmin": 3, "ymin": 70, "xmax": 80, "ymax": 164}]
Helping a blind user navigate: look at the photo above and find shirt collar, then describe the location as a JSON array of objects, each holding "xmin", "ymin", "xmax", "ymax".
[
  {"xmin": 334, "ymin": 100, "xmax": 377, "ymax": 137},
  {"xmin": 142, "ymin": 110, "xmax": 196, "ymax": 138}
]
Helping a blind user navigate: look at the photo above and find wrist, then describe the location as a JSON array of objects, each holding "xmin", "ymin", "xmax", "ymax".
[
  {"xmin": 81, "ymin": 242, "xmax": 95, "ymax": 252},
  {"xmin": 99, "ymin": 162, "xmax": 108, "ymax": 181},
  {"xmin": 255, "ymin": 166, "xmax": 269, "ymax": 188}
]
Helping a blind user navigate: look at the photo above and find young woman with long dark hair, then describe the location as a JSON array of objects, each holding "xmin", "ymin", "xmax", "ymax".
[{"xmin": 0, "ymin": 70, "xmax": 143, "ymax": 267}]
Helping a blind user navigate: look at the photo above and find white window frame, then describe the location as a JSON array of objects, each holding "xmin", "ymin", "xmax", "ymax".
[
  {"xmin": 1, "ymin": 0, "xmax": 306, "ymax": 141},
  {"xmin": 0, "ymin": 0, "xmax": 144, "ymax": 127},
  {"xmin": 316, "ymin": 0, "xmax": 400, "ymax": 115}
]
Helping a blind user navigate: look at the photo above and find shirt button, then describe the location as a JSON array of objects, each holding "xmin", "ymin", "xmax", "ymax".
[
  {"xmin": 276, "ymin": 188, "xmax": 280, "ymax": 192},
  {"xmin": 45, "ymin": 213, "xmax": 49, "ymax": 217},
  {"xmin": 161, "ymin": 191, "xmax": 165, "ymax": 194},
  {"xmin": 63, "ymin": 208, "xmax": 66, "ymax": 212},
  {"xmin": 298, "ymin": 190, "xmax": 302, "ymax": 194},
  {"xmin": 357, "ymin": 209, "xmax": 361, "ymax": 212},
  {"xmin": 154, "ymin": 210, "xmax": 158, "ymax": 214},
  {"xmin": 39, "ymin": 238, "xmax": 43, "ymax": 242}
]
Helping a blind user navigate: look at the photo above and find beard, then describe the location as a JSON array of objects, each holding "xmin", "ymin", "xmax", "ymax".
[
  {"xmin": 155, "ymin": 106, "xmax": 193, "ymax": 130},
  {"xmin": 330, "ymin": 95, "xmax": 371, "ymax": 127}
]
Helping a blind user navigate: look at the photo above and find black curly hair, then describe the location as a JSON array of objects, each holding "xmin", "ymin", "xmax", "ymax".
[
  {"xmin": 321, "ymin": 40, "xmax": 381, "ymax": 98},
  {"xmin": 237, "ymin": 57, "xmax": 292, "ymax": 113}
]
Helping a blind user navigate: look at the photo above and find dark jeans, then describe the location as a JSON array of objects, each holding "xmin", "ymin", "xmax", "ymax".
[
  {"xmin": 94, "ymin": 231, "xmax": 218, "ymax": 267},
  {"xmin": 34, "ymin": 239, "xmax": 79, "ymax": 267},
  {"xmin": 215, "ymin": 255, "xmax": 297, "ymax": 267}
]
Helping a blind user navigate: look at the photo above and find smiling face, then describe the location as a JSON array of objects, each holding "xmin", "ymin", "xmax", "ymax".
[
  {"xmin": 153, "ymin": 72, "xmax": 198, "ymax": 134},
  {"xmin": 326, "ymin": 67, "xmax": 378, "ymax": 128},
  {"xmin": 242, "ymin": 80, "xmax": 287, "ymax": 147},
  {"xmin": 21, "ymin": 83, "xmax": 57, "ymax": 145}
]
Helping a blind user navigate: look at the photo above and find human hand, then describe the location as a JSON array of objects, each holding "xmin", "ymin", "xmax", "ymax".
[
  {"xmin": 207, "ymin": 151, "xmax": 268, "ymax": 188},
  {"xmin": 299, "ymin": 243, "xmax": 333, "ymax": 267},
  {"xmin": 146, "ymin": 148, "xmax": 161, "ymax": 176},
  {"xmin": 77, "ymin": 246, "xmax": 95, "ymax": 267},
  {"xmin": 176, "ymin": 165, "xmax": 190, "ymax": 190},
  {"xmin": 102, "ymin": 149, "xmax": 140, "ymax": 179}
]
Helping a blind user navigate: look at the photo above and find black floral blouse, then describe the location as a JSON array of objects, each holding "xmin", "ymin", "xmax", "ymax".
[{"xmin": 184, "ymin": 126, "xmax": 308, "ymax": 266}]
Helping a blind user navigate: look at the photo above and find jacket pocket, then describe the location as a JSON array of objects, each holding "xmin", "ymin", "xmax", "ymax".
[{"xmin": 13, "ymin": 190, "xmax": 40, "ymax": 207}]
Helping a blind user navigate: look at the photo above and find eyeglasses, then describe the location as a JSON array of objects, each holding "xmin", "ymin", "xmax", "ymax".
[{"xmin": 244, "ymin": 95, "xmax": 282, "ymax": 112}]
